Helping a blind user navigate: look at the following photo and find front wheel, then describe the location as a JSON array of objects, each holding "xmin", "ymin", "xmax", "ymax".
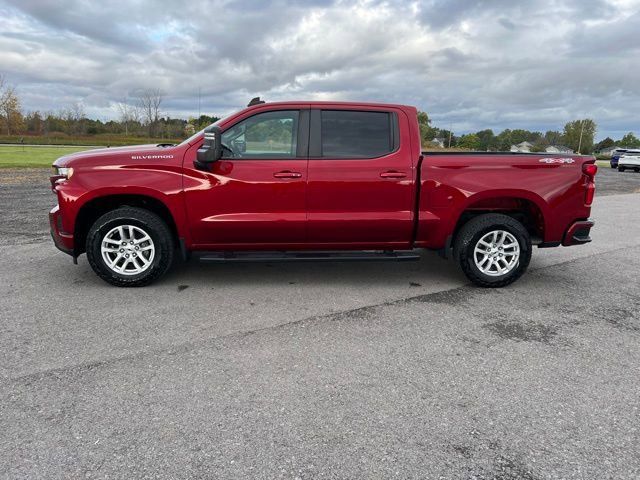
[
  {"xmin": 618, "ymin": 166, "xmax": 625, "ymax": 172},
  {"xmin": 86, "ymin": 207, "xmax": 174, "ymax": 287},
  {"xmin": 454, "ymin": 214, "xmax": 532, "ymax": 288}
]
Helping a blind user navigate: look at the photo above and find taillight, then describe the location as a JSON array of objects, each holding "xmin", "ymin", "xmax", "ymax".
[
  {"xmin": 583, "ymin": 163, "xmax": 597, "ymax": 179},
  {"xmin": 585, "ymin": 183, "xmax": 595, "ymax": 205},
  {"xmin": 583, "ymin": 163, "xmax": 597, "ymax": 206}
]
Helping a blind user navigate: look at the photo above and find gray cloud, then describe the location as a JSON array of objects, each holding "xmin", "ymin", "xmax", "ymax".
[{"xmin": 0, "ymin": 0, "xmax": 638, "ymax": 139}]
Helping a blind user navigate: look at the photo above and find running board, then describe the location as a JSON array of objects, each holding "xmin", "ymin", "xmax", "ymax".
[{"xmin": 198, "ymin": 250, "xmax": 421, "ymax": 263}]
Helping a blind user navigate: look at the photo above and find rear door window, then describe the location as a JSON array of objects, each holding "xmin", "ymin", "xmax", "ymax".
[{"xmin": 320, "ymin": 110, "xmax": 395, "ymax": 158}]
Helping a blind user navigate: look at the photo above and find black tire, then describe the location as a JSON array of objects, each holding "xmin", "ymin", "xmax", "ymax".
[
  {"xmin": 453, "ymin": 213, "xmax": 532, "ymax": 288},
  {"xmin": 618, "ymin": 166, "xmax": 625, "ymax": 172},
  {"xmin": 634, "ymin": 168, "xmax": 640, "ymax": 173},
  {"xmin": 86, "ymin": 207, "xmax": 174, "ymax": 287}
]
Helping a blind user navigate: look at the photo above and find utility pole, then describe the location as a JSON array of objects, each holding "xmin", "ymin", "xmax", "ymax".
[
  {"xmin": 448, "ymin": 124, "xmax": 453, "ymax": 148},
  {"xmin": 198, "ymin": 87, "xmax": 201, "ymax": 120},
  {"xmin": 577, "ymin": 119, "xmax": 585, "ymax": 154}
]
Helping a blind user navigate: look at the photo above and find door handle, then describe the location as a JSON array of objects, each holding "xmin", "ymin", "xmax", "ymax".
[
  {"xmin": 380, "ymin": 171, "xmax": 407, "ymax": 179},
  {"xmin": 273, "ymin": 171, "xmax": 302, "ymax": 179}
]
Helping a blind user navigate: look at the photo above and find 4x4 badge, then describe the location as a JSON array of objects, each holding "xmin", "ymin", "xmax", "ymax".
[{"xmin": 539, "ymin": 158, "xmax": 575, "ymax": 164}]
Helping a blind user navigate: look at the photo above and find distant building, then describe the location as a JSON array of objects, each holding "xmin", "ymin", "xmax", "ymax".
[
  {"xmin": 598, "ymin": 146, "xmax": 618, "ymax": 157},
  {"xmin": 429, "ymin": 137, "xmax": 446, "ymax": 148},
  {"xmin": 510, "ymin": 141, "xmax": 533, "ymax": 152},
  {"xmin": 597, "ymin": 146, "xmax": 637, "ymax": 157},
  {"xmin": 546, "ymin": 145, "xmax": 573, "ymax": 154}
]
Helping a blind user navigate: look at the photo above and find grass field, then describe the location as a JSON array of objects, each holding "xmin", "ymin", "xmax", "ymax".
[
  {"xmin": 0, "ymin": 134, "xmax": 182, "ymax": 147},
  {"xmin": 0, "ymin": 146, "xmax": 98, "ymax": 168}
]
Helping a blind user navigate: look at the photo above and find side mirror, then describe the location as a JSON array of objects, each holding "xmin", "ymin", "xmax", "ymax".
[{"xmin": 195, "ymin": 126, "xmax": 222, "ymax": 170}]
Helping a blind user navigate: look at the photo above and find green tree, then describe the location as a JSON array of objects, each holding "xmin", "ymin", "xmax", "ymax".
[
  {"xmin": 475, "ymin": 129, "xmax": 497, "ymax": 151},
  {"xmin": 530, "ymin": 143, "xmax": 547, "ymax": 153},
  {"xmin": 496, "ymin": 129, "xmax": 513, "ymax": 151},
  {"xmin": 594, "ymin": 137, "xmax": 615, "ymax": 152},
  {"xmin": 619, "ymin": 132, "xmax": 640, "ymax": 148},
  {"xmin": 417, "ymin": 111, "xmax": 435, "ymax": 145},
  {"xmin": 436, "ymin": 129, "xmax": 457, "ymax": 148},
  {"xmin": 544, "ymin": 130, "xmax": 563, "ymax": 146},
  {"xmin": 458, "ymin": 133, "xmax": 481, "ymax": 150},
  {"xmin": 563, "ymin": 119, "xmax": 597, "ymax": 154}
]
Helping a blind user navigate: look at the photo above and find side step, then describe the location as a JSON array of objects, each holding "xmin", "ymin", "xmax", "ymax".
[{"xmin": 198, "ymin": 250, "xmax": 421, "ymax": 263}]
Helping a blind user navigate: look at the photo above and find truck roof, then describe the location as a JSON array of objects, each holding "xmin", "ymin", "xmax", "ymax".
[{"xmin": 244, "ymin": 100, "xmax": 417, "ymax": 111}]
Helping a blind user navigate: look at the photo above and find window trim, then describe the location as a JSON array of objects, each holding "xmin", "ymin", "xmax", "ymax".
[
  {"xmin": 220, "ymin": 108, "xmax": 309, "ymax": 160},
  {"xmin": 309, "ymin": 108, "xmax": 400, "ymax": 160}
]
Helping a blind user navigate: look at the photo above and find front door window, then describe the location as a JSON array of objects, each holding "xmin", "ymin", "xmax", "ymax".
[{"xmin": 221, "ymin": 110, "xmax": 299, "ymax": 158}]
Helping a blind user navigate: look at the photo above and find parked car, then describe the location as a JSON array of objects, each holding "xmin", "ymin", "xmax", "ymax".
[
  {"xmin": 618, "ymin": 152, "xmax": 640, "ymax": 172},
  {"xmin": 610, "ymin": 148, "xmax": 630, "ymax": 168},
  {"xmin": 50, "ymin": 100, "xmax": 597, "ymax": 288}
]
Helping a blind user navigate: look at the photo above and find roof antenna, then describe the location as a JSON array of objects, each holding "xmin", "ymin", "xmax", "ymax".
[{"xmin": 248, "ymin": 97, "xmax": 266, "ymax": 107}]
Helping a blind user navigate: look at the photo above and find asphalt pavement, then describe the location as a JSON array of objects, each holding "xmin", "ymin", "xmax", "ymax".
[{"xmin": 1, "ymin": 167, "xmax": 639, "ymax": 479}]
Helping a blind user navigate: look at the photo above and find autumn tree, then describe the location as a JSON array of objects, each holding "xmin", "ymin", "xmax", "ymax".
[
  {"xmin": 116, "ymin": 98, "xmax": 140, "ymax": 136},
  {"xmin": 136, "ymin": 88, "xmax": 163, "ymax": 137},
  {"xmin": 0, "ymin": 74, "xmax": 22, "ymax": 135},
  {"xmin": 61, "ymin": 102, "xmax": 86, "ymax": 135}
]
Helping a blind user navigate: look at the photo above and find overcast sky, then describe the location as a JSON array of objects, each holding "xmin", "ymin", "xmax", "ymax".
[{"xmin": 0, "ymin": 0, "xmax": 638, "ymax": 139}]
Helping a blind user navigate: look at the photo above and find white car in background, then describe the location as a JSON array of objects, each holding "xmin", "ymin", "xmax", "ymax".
[{"xmin": 618, "ymin": 151, "xmax": 640, "ymax": 172}]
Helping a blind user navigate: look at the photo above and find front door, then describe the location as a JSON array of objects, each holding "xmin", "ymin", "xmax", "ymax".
[{"xmin": 185, "ymin": 108, "xmax": 309, "ymax": 248}]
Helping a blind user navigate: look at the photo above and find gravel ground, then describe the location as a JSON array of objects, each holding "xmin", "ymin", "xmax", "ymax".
[{"xmin": 1, "ymin": 166, "xmax": 640, "ymax": 479}]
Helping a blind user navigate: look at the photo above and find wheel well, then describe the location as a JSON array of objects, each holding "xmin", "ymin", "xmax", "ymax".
[
  {"xmin": 74, "ymin": 194, "xmax": 179, "ymax": 255},
  {"xmin": 452, "ymin": 197, "xmax": 545, "ymax": 245}
]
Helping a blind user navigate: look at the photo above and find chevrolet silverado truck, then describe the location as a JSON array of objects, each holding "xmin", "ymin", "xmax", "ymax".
[{"xmin": 50, "ymin": 99, "xmax": 597, "ymax": 288}]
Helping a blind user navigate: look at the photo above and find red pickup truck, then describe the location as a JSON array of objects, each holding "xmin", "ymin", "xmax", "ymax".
[{"xmin": 50, "ymin": 100, "xmax": 597, "ymax": 288}]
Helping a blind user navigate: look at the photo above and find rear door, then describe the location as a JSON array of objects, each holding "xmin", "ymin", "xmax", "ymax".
[{"xmin": 306, "ymin": 107, "xmax": 415, "ymax": 248}]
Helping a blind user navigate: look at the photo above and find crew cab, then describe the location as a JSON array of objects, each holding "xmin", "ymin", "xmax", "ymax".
[
  {"xmin": 618, "ymin": 151, "xmax": 640, "ymax": 172},
  {"xmin": 50, "ymin": 99, "xmax": 597, "ymax": 288}
]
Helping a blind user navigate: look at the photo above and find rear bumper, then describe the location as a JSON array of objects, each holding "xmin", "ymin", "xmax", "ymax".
[
  {"xmin": 562, "ymin": 219, "xmax": 594, "ymax": 246},
  {"xmin": 49, "ymin": 205, "xmax": 74, "ymax": 256}
]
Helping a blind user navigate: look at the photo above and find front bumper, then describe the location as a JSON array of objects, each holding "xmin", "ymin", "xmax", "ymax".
[
  {"xmin": 49, "ymin": 204, "xmax": 74, "ymax": 256},
  {"xmin": 562, "ymin": 219, "xmax": 594, "ymax": 246}
]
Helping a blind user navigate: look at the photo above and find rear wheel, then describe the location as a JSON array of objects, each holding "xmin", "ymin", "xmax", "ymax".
[
  {"xmin": 86, "ymin": 207, "xmax": 174, "ymax": 287},
  {"xmin": 454, "ymin": 214, "xmax": 532, "ymax": 288}
]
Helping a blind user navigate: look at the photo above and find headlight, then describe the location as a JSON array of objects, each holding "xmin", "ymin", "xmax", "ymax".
[
  {"xmin": 53, "ymin": 167, "xmax": 74, "ymax": 179},
  {"xmin": 50, "ymin": 167, "xmax": 74, "ymax": 190}
]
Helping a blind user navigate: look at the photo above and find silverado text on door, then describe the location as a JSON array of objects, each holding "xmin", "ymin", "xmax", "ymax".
[{"xmin": 50, "ymin": 100, "xmax": 597, "ymax": 287}]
